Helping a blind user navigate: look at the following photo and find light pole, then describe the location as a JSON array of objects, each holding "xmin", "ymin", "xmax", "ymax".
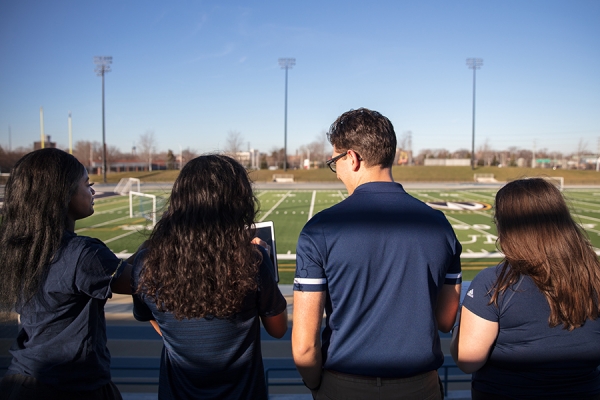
[
  {"xmin": 94, "ymin": 56, "xmax": 112, "ymax": 183},
  {"xmin": 279, "ymin": 57, "xmax": 295, "ymax": 171},
  {"xmin": 466, "ymin": 58, "xmax": 483, "ymax": 170}
]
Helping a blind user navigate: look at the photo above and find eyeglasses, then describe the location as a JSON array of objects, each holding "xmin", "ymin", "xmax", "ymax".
[
  {"xmin": 326, "ymin": 151, "xmax": 363, "ymax": 172},
  {"xmin": 326, "ymin": 152, "xmax": 348, "ymax": 172}
]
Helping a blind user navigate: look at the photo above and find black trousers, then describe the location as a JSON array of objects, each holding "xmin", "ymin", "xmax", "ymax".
[{"xmin": 314, "ymin": 369, "xmax": 443, "ymax": 400}]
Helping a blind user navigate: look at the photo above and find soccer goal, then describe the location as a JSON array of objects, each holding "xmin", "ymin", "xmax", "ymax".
[
  {"xmin": 114, "ymin": 177, "xmax": 141, "ymax": 195},
  {"xmin": 129, "ymin": 191, "xmax": 158, "ymax": 226}
]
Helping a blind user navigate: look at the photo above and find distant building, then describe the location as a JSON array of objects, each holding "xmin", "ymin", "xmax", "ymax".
[
  {"xmin": 235, "ymin": 149, "xmax": 261, "ymax": 169},
  {"xmin": 33, "ymin": 135, "xmax": 56, "ymax": 150}
]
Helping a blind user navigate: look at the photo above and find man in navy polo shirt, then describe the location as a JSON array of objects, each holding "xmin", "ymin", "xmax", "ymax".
[{"xmin": 292, "ymin": 108, "xmax": 462, "ymax": 399}]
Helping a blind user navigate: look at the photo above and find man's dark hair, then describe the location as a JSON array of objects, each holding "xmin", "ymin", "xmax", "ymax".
[{"xmin": 327, "ymin": 108, "xmax": 397, "ymax": 168}]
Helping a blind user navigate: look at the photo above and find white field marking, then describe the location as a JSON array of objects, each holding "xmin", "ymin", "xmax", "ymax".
[
  {"xmin": 569, "ymin": 199, "xmax": 600, "ymax": 209},
  {"xmin": 308, "ymin": 190, "xmax": 316, "ymax": 221},
  {"xmin": 259, "ymin": 191, "xmax": 292, "ymax": 222},
  {"xmin": 421, "ymin": 193, "xmax": 492, "ymax": 218},
  {"xmin": 445, "ymin": 215, "xmax": 498, "ymax": 238},
  {"xmin": 93, "ymin": 205, "xmax": 131, "ymax": 215},
  {"xmin": 459, "ymin": 191, "xmax": 496, "ymax": 201},
  {"xmin": 75, "ymin": 215, "xmax": 132, "ymax": 233},
  {"xmin": 104, "ymin": 230, "xmax": 140, "ymax": 244},
  {"xmin": 255, "ymin": 191, "xmax": 267, "ymax": 197},
  {"xmin": 337, "ymin": 190, "xmax": 345, "ymax": 200},
  {"xmin": 572, "ymin": 213, "xmax": 600, "ymax": 224}
]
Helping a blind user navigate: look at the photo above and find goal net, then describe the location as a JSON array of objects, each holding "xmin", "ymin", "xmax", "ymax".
[
  {"xmin": 129, "ymin": 191, "xmax": 161, "ymax": 226},
  {"xmin": 114, "ymin": 177, "xmax": 141, "ymax": 195}
]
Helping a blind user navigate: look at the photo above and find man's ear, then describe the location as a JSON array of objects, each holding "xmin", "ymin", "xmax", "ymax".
[{"xmin": 347, "ymin": 150, "xmax": 362, "ymax": 172}]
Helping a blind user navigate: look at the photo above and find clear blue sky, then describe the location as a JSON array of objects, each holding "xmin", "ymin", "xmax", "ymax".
[{"xmin": 1, "ymin": 0, "xmax": 599, "ymax": 157}]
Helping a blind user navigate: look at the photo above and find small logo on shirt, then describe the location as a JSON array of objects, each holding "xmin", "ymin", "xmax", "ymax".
[{"xmin": 467, "ymin": 289, "xmax": 474, "ymax": 298}]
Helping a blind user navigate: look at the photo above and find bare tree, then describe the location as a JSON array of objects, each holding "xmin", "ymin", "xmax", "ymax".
[
  {"xmin": 225, "ymin": 131, "xmax": 244, "ymax": 158},
  {"xmin": 138, "ymin": 131, "xmax": 157, "ymax": 171}
]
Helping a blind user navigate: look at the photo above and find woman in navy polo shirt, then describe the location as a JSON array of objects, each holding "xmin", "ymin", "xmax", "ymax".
[
  {"xmin": 131, "ymin": 154, "xmax": 287, "ymax": 399},
  {"xmin": 0, "ymin": 148, "xmax": 132, "ymax": 399},
  {"xmin": 451, "ymin": 178, "xmax": 600, "ymax": 399}
]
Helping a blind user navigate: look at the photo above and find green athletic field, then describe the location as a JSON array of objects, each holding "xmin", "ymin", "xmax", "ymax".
[{"xmin": 78, "ymin": 187, "xmax": 600, "ymax": 284}]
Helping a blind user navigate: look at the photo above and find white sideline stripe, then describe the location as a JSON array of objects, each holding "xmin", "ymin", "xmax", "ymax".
[
  {"xmin": 104, "ymin": 230, "xmax": 139, "ymax": 244},
  {"xmin": 308, "ymin": 190, "xmax": 316, "ymax": 220},
  {"xmin": 444, "ymin": 215, "xmax": 498, "ymax": 238},
  {"xmin": 75, "ymin": 215, "xmax": 132, "ymax": 233},
  {"xmin": 259, "ymin": 191, "xmax": 291, "ymax": 222},
  {"xmin": 337, "ymin": 190, "xmax": 345, "ymax": 200}
]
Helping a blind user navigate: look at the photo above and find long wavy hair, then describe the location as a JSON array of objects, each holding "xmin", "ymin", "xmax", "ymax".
[
  {"xmin": 0, "ymin": 148, "xmax": 85, "ymax": 310},
  {"xmin": 491, "ymin": 178, "xmax": 600, "ymax": 330},
  {"xmin": 137, "ymin": 154, "xmax": 261, "ymax": 320}
]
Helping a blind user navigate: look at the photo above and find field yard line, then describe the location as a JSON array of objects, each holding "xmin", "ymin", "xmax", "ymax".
[
  {"xmin": 259, "ymin": 191, "xmax": 292, "ymax": 222},
  {"xmin": 93, "ymin": 205, "xmax": 130, "ymax": 214},
  {"xmin": 75, "ymin": 215, "xmax": 132, "ymax": 233},
  {"xmin": 573, "ymin": 213, "xmax": 600, "ymax": 223},
  {"xmin": 103, "ymin": 230, "xmax": 139, "ymax": 244},
  {"xmin": 445, "ymin": 215, "xmax": 498, "ymax": 238},
  {"xmin": 308, "ymin": 190, "xmax": 316, "ymax": 220},
  {"xmin": 569, "ymin": 199, "xmax": 600, "ymax": 209},
  {"xmin": 337, "ymin": 190, "xmax": 345, "ymax": 200},
  {"xmin": 460, "ymin": 192, "xmax": 495, "ymax": 201}
]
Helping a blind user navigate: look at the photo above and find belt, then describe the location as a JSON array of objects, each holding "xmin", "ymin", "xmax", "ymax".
[{"xmin": 326, "ymin": 369, "xmax": 429, "ymax": 383}]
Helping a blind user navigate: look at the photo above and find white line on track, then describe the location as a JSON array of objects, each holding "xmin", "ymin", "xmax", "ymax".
[
  {"xmin": 259, "ymin": 191, "xmax": 292, "ymax": 222},
  {"xmin": 308, "ymin": 190, "xmax": 316, "ymax": 220},
  {"xmin": 444, "ymin": 215, "xmax": 498, "ymax": 238},
  {"xmin": 104, "ymin": 230, "xmax": 139, "ymax": 244},
  {"xmin": 75, "ymin": 215, "xmax": 132, "ymax": 233}
]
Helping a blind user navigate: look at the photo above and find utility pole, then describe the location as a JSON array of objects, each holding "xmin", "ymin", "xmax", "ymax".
[
  {"xmin": 466, "ymin": 58, "xmax": 483, "ymax": 170},
  {"xmin": 279, "ymin": 58, "xmax": 295, "ymax": 171},
  {"xmin": 94, "ymin": 56, "xmax": 112, "ymax": 183}
]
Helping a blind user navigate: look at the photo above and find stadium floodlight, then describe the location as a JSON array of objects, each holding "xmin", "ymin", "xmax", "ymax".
[
  {"xmin": 466, "ymin": 58, "xmax": 483, "ymax": 170},
  {"xmin": 279, "ymin": 57, "xmax": 295, "ymax": 171},
  {"xmin": 94, "ymin": 56, "xmax": 112, "ymax": 183}
]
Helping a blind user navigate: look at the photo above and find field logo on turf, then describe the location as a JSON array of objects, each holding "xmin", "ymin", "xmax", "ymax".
[{"xmin": 426, "ymin": 201, "xmax": 492, "ymax": 211}]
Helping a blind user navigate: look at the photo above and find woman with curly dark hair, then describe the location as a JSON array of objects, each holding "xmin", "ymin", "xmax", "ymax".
[
  {"xmin": 0, "ymin": 148, "xmax": 132, "ymax": 400},
  {"xmin": 451, "ymin": 178, "xmax": 600, "ymax": 399},
  {"xmin": 132, "ymin": 154, "xmax": 287, "ymax": 399}
]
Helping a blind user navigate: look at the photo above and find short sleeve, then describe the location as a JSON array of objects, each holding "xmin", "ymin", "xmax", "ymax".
[
  {"xmin": 130, "ymin": 249, "xmax": 155, "ymax": 322},
  {"xmin": 257, "ymin": 246, "xmax": 287, "ymax": 317},
  {"xmin": 294, "ymin": 222, "xmax": 327, "ymax": 292},
  {"xmin": 461, "ymin": 266, "xmax": 500, "ymax": 323},
  {"xmin": 444, "ymin": 239, "xmax": 463, "ymax": 285},
  {"xmin": 75, "ymin": 238, "xmax": 125, "ymax": 299}
]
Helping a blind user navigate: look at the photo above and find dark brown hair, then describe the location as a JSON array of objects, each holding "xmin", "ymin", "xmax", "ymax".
[
  {"xmin": 0, "ymin": 149, "xmax": 85, "ymax": 309},
  {"xmin": 137, "ymin": 154, "xmax": 261, "ymax": 320},
  {"xmin": 491, "ymin": 178, "xmax": 600, "ymax": 330},
  {"xmin": 327, "ymin": 108, "xmax": 397, "ymax": 168}
]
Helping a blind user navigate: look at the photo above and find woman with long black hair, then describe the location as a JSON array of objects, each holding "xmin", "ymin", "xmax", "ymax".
[
  {"xmin": 132, "ymin": 154, "xmax": 287, "ymax": 399},
  {"xmin": 0, "ymin": 148, "xmax": 132, "ymax": 399}
]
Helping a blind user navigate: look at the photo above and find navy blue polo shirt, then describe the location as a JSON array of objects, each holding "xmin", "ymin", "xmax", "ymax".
[
  {"xmin": 132, "ymin": 246, "xmax": 287, "ymax": 400},
  {"xmin": 463, "ymin": 265, "xmax": 600, "ymax": 397},
  {"xmin": 7, "ymin": 231, "xmax": 124, "ymax": 390},
  {"xmin": 294, "ymin": 182, "xmax": 462, "ymax": 377}
]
